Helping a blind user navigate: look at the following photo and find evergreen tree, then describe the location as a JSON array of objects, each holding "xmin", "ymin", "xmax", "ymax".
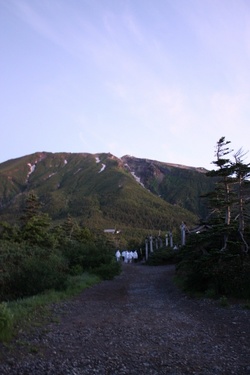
[
  {"xmin": 20, "ymin": 192, "xmax": 42, "ymax": 226},
  {"xmin": 206, "ymin": 137, "xmax": 236, "ymax": 250},
  {"xmin": 20, "ymin": 192, "xmax": 53, "ymax": 247},
  {"xmin": 232, "ymin": 149, "xmax": 250, "ymax": 253}
]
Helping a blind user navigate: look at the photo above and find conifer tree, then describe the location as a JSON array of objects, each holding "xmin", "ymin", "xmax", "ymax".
[
  {"xmin": 206, "ymin": 137, "xmax": 235, "ymax": 250},
  {"xmin": 20, "ymin": 192, "xmax": 52, "ymax": 246},
  {"xmin": 205, "ymin": 137, "xmax": 250, "ymax": 253},
  {"xmin": 232, "ymin": 149, "xmax": 250, "ymax": 253},
  {"xmin": 20, "ymin": 192, "xmax": 42, "ymax": 226}
]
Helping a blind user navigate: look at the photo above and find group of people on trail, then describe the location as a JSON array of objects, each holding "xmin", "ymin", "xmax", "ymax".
[{"xmin": 115, "ymin": 249, "xmax": 138, "ymax": 263}]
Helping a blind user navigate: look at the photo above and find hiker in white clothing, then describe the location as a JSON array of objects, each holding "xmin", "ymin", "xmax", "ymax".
[
  {"xmin": 121, "ymin": 250, "xmax": 126, "ymax": 262},
  {"xmin": 127, "ymin": 251, "xmax": 133, "ymax": 263},
  {"xmin": 115, "ymin": 250, "xmax": 121, "ymax": 262},
  {"xmin": 124, "ymin": 250, "xmax": 129, "ymax": 263},
  {"xmin": 132, "ymin": 250, "xmax": 138, "ymax": 263}
]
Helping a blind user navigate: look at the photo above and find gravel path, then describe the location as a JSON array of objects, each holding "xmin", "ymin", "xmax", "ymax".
[{"xmin": 0, "ymin": 263, "xmax": 250, "ymax": 374}]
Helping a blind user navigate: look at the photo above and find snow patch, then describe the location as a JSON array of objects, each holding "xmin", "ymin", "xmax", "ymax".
[
  {"xmin": 95, "ymin": 157, "xmax": 100, "ymax": 163},
  {"xmin": 26, "ymin": 163, "xmax": 36, "ymax": 182},
  {"xmin": 64, "ymin": 159, "xmax": 68, "ymax": 165},
  {"xmin": 131, "ymin": 172, "xmax": 145, "ymax": 188},
  {"xmin": 98, "ymin": 164, "xmax": 106, "ymax": 173},
  {"xmin": 104, "ymin": 229, "xmax": 116, "ymax": 234},
  {"xmin": 74, "ymin": 168, "xmax": 82, "ymax": 175},
  {"xmin": 48, "ymin": 173, "xmax": 56, "ymax": 179}
]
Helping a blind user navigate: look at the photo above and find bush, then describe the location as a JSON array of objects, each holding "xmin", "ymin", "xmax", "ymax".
[
  {"xmin": 176, "ymin": 240, "xmax": 250, "ymax": 299},
  {"xmin": 219, "ymin": 295, "xmax": 229, "ymax": 308},
  {"xmin": 0, "ymin": 241, "xmax": 69, "ymax": 301},
  {"xmin": 92, "ymin": 260, "xmax": 121, "ymax": 280},
  {"xmin": 10, "ymin": 249, "xmax": 68, "ymax": 298},
  {"xmin": 146, "ymin": 247, "xmax": 178, "ymax": 266},
  {"xmin": 60, "ymin": 240, "xmax": 119, "ymax": 279},
  {"xmin": 0, "ymin": 241, "xmax": 28, "ymax": 301},
  {"xmin": 0, "ymin": 302, "xmax": 13, "ymax": 342}
]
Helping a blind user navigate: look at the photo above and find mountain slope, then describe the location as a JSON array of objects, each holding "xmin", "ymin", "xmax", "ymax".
[
  {"xmin": 0, "ymin": 152, "xmax": 212, "ymax": 244},
  {"xmin": 122, "ymin": 155, "xmax": 213, "ymax": 218}
]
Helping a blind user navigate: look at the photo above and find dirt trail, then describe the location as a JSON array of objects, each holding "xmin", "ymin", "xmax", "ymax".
[{"xmin": 0, "ymin": 263, "xmax": 250, "ymax": 374}]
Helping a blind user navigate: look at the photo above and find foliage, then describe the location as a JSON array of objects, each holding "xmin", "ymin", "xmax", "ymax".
[
  {"xmin": 0, "ymin": 273, "xmax": 100, "ymax": 342},
  {"xmin": 92, "ymin": 259, "xmax": 121, "ymax": 280},
  {"xmin": 10, "ymin": 249, "xmax": 68, "ymax": 298},
  {"xmin": 121, "ymin": 155, "xmax": 213, "ymax": 218},
  {"xmin": 0, "ymin": 302, "xmax": 13, "ymax": 342},
  {"xmin": 243, "ymin": 300, "xmax": 250, "ymax": 309},
  {"xmin": 0, "ymin": 241, "xmax": 28, "ymax": 301},
  {"xmin": 176, "ymin": 228, "xmax": 250, "ymax": 299},
  {"xmin": 0, "ymin": 242, "xmax": 68, "ymax": 300},
  {"xmin": 146, "ymin": 247, "xmax": 178, "ymax": 265},
  {"xmin": 219, "ymin": 296, "xmax": 229, "ymax": 308},
  {"xmin": 176, "ymin": 137, "xmax": 250, "ymax": 299},
  {"xmin": 0, "ymin": 231, "xmax": 118, "ymax": 301},
  {"xmin": 0, "ymin": 151, "xmax": 204, "ymax": 245}
]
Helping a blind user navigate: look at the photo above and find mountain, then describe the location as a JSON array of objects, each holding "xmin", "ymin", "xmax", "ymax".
[
  {"xmin": 121, "ymin": 155, "xmax": 214, "ymax": 218},
  {"xmin": 0, "ymin": 152, "xmax": 214, "ymax": 245}
]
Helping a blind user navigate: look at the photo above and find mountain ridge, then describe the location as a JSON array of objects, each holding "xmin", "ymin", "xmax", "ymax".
[{"xmin": 0, "ymin": 151, "xmax": 214, "ymax": 246}]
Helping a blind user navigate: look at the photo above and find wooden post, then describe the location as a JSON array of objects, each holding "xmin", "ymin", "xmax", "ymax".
[
  {"xmin": 145, "ymin": 238, "xmax": 148, "ymax": 260},
  {"xmin": 180, "ymin": 222, "xmax": 186, "ymax": 246},
  {"xmin": 169, "ymin": 231, "xmax": 173, "ymax": 248},
  {"xmin": 165, "ymin": 233, "xmax": 169, "ymax": 247},
  {"xmin": 150, "ymin": 235, "xmax": 153, "ymax": 252}
]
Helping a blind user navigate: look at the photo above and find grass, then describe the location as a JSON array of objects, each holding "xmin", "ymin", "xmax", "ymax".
[
  {"xmin": 219, "ymin": 295, "xmax": 230, "ymax": 308},
  {"xmin": 242, "ymin": 300, "xmax": 250, "ymax": 310},
  {"xmin": 0, "ymin": 272, "xmax": 100, "ymax": 343}
]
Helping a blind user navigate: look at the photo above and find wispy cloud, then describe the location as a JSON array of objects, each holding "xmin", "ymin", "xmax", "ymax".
[{"xmin": 1, "ymin": 0, "xmax": 250, "ymax": 168}]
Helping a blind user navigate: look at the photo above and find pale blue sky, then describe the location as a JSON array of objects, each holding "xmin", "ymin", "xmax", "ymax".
[{"xmin": 1, "ymin": 0, "xmax": 250, "ymax": 169}]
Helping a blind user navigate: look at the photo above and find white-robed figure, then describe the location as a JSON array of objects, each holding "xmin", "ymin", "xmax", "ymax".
[
  {"xmin": 127, "ymin": 251, "xmax": 133, "ymax": 263},
  {"xmin": 123, "ymin": 250, "xmax": 129, "ymax": 263},
  {"xmin": 132, "ymin": 250, "xmax": 138, "ymax": 262},
  {"xmin": 115, "ymin": 249, "xmax": 121, "ymax": 262},
  {"xmin": 121, "ymin": 250, "xmax": 126, "ymax": 262}
]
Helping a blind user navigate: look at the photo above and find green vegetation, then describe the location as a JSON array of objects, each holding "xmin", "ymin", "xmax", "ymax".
[
  {"xmin": 146, "ymin": 247, "xmax": 178, "ymax": 265},
  {"xmin": 219, "ymin": 295, "xmax": 230, "ymax": 308},
  {"xmin": 0, "ymin": 302, "xmax": 13, "ymax": 342},
  {"xmin": 0, "ymin": 191, "xmax": 121, "ymax": 344},
  {"xmin": 0, "ymin": 152, "xmax": 202, "ymax": 242},
  {"xmin": 0, "ymin": 190, "xmax": 116, "ymax": 342},
  {"xmin": 121, "ymin": 155, "xmax": 214, "ymax": 218},
  {"xmin": 2, "ymin": 144, "xmax": 249, "ymax": 342},
  {"xmin": 0, "ymin": 272, "xmax": 100, "ymax": 342},
  {"xmin": 175, "ymin": 137, "xmax": 250, "ymax": 300}
]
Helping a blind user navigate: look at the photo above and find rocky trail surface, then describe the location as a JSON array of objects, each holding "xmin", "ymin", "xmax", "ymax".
[{"xmin": 0, "ymin": 263, "xmax": 250, "ymax": 374}]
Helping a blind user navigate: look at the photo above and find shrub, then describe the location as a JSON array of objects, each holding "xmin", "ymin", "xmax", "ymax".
[
  {"xmin": 176, "ymin": 240, "xmax": 250, "ymax": 299},
  {"xmin": 0, "ymin": 302, "xmax": 13, "ymax": 342},
  {"xmin": 0, "ymin": 241, "xmax": 28, "ymax": 301},
  {"xmin": 219, "ymin": 295, "xmax": 229, "ymax": 308},
  {"xmin": 60, "ymin": 240, "xmax": 119, "ymax": 278},
  {"xmin": 0, "ymin": 241, "xmax": 70, "ymax": 301},
  {"xmin": 146, "ymin": 247, "xmax": 178, "ymax": 266},
  {"xmin": 10, "ymin": 249, "xmax": 68, "ymax": 298},
  {"xmin": 243, "ymin": 300, "xmax": 250, "ymax": 310},
  {"xmin": 92, "ymin": 260, "xmax": 121, "ymax": 280}
]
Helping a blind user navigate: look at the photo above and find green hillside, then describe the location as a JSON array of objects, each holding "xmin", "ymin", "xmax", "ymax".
[
  {"xmin": 0, "ymin": 152, "xmax": 211, "ymax": 246},
  {"xmin": 121, "ymin": 156, "xmax": 214, "ymax": 218}
]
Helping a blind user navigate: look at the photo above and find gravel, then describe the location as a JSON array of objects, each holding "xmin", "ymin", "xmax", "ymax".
[{"xmin": 0, "ymin": 263, "xmax": 249, "ymax": 374}]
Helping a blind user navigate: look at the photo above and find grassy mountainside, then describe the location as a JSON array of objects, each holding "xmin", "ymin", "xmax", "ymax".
[
  {"xmin": 122, "ymin": 155, "xmax": 214, "ymax": 219},
  {"xmin": 0, "ymin": 152, "xmax": 212, "ymax": 245}
]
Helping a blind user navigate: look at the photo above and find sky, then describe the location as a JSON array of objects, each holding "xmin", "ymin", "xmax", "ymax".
[{"xmin": 1, "ymin": 0, "xmax": 250, "ymax": 170}]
